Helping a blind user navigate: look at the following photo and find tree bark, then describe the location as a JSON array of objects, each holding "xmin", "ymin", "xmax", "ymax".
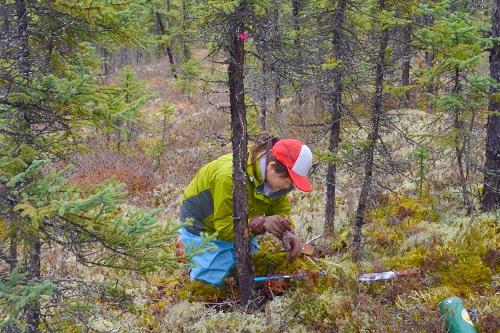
[
  {"xmin": 101, "ymin": 47, "xmax": 111, "ymax": 77},
  {"xmin": 9, "ymin": 230, "xmax": 17, "ymax": 272},
  {"xmin": 162, "ymin": 113, "xmax": 168, "ymax": 146},
  {"xmin": 268, "ymin": 7, "xmax": 285, "ymax": 136},
  {"xmin": 1, "ymin": 0, "xmax": 10, "ymax": 34},
  {"xmin": 292, "ymin": 0, "xmax": 300, "ymax": 46},
  {"xmin": 16, "ymin": 0, "xmax": 29, "ymax": 80},
  {"xmin": 274, "ymin": 80, "xmax": 285, "ymax": 135},
  {"xmin": 155, "ymin": 11, "xmax": 177, "ymax": 79},
  {"xmin": 228, "ymin": 10, "xmax": 253, "ymax": 306},
  {"xmin": 259, "ymin": 61, "xmax": 269, "ymax": 131},
  {"xmin": 424, "ymin": 15, "xmax": 435, "ymax": 106},
  {"xmin": 181, "ymin": 0, "xmax": 190, "ymax": 61},
  {"xmin": 16, "ymin": 0, "xmax": 31, "ymax": 134},
  {"xmin": 324, "ymin": 0, "xmax": 347, "ymax": 237},
  {"xmin": 482, "ymin": 0, "xmax": 500, "ymax": 211},
  {"xmin": 401, "ymin": 23, "xmax": 412, "ymax": 106},
  {"xmin": 352, "ymin": 0, "xmax": 388, "ymax": 260},
  {"xmin": 26, "ymin": 238, "xmax": 41, "ymax": 333},
  {"xmin": 15, "ymin": 3, "xmax": 41, "ymax": 329},
  {"xmin": 451, "ymin": 66, "xmax": 473, "ymax": 213}
]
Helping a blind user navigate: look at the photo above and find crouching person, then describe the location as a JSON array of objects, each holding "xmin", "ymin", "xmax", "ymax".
[{"xmin": 177, "ymin": 137, "xmax": 313, "ymax": 287}]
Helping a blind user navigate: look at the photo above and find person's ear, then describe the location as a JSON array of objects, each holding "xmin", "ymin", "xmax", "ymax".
[{"xmin": 266, "ymin": 161, "xmax": 277, "ymax": 173}]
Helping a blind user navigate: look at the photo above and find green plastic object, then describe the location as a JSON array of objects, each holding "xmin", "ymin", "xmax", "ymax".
[{"xmin": 439, "ymin": 296, "xmax": 477, "ymax": 333}]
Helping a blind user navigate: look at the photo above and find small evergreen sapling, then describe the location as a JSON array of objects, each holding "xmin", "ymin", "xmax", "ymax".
[
  {"xmin": 413, "ymin": 147, "xmax": 431, "ymax": 198},
  {"xmin": 0, "ymin": 157, "xmax": 178, "ymax": 329}
]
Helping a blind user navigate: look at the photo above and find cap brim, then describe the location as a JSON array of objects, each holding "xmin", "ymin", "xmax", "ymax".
[{"xmin": 287, "ymin": 168, "xmax": 312, "ymax": 192}]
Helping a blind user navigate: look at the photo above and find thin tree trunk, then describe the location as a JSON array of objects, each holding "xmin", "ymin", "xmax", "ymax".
[
  {"xmin": 401, "ymin": 23, "xmax": 412, "ymax": 106},
  {"xmin": 16, "ymin": 0, "xmax": 31, "ymax": 134},
  {"xmin": 162, "ymin": 113, "xmax": 168, "ymax": 146},
  {"xmin": 16, "ymin": 0, "xmax": 29, "ymax": 79},
  {"xmin": 13, "ymin": 10, "xmax": 42, "ymax": 329},
  {"xmin": 291, "ymin": 0, "xmax": 304, "ymax": 106},
  {"xmin": 9, "ymin": 230, "xmax": 17, "ymax": 272},
  {"xmin": 155, "ymin": 12, "xmax": 177, "ymax": 79},
  {"xmin": 259, "ymin": 61, "xmax": 269, "ymax": 131},
  {"xmin": 292, "ymin": 0, "xmax": 300, "ymax": 46},
  {"xmin": 101, "ymin": 47, "xmax": 111, "ymax": 77},
  {"xmin": 465, "ymin": 111, "xmax": 476, "ymax": 181},
  {"xmin": 228, "ymin": 9, "xmax": 253, "ymax": 306},
  {"xmin": 425, "ymin": 49, "xmax": 435, "ymax": 95},
  {"xmin": 482, "ymin": 0, "xmax": 500, "ymax": 211},
  {"xmin": 352, "ymin": 0, "xmax": 388, "ymax": 260},
  {"xmin": 451, "ymin": 66, "xmax": 473, "ymax": 212},
  {"xmin": 424, "ymin": 15, "xmax": 435, "ymax": 107},
  {"xmin": 181, "ymin": 0, "xmax": 190, "ymax": 61},
  {"xmin": 325, "ymin": 0, "xmax": 347, "ymax": 237},
  {"xmin": 268, "ymin": 7, "xmax": 285, "ymax": 136},
  {"xmin": 26, "ymin": 238, "xmax": 41, "ymax": 333},
  {"xmin": 116, "ymin": 83, "xmax": 129, "ymax": 151},
  {"xmin": 165, "ymin": 48, "xmax": 177, "ymax": 77},
  {"xmin": 275, "ymin": 81, "xmax": 285, "ymax": 136},
  {"xmin": 1, "ymin": 0, "xmax": 10, "ymax": 34}
]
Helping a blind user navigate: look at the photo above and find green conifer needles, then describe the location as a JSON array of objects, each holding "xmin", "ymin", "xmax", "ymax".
[{"xmin": 2, "ymin": 159, "xmax": 176, "ymax": 273}]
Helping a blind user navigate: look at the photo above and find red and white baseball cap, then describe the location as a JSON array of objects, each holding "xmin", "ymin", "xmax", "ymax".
[{"xmin": 271, "ymin": 138, "xmax": 313, "ymax": 192}]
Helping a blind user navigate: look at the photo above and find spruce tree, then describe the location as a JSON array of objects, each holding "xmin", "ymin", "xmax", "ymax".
[
  {"xmin": 414, "ymin": 0, "xmax": 492, "ymax": 212},
  {"xmin": 153, "ymin": 0, "xmax": 178, "ymax": 78},
  {"xmin": 0, "ymin": 1, "xmax": 176, "ymax": 330},
  {"xmin": 324, "ymin": 0, "xmax": 348, "ymax": 238},
  {"xmin": 351, "ymin": 0, "xmax": 393, "ymax": 260},
  {"xmin": 197, "ymin": 0, "xmax": 277, "ymax": 306}
]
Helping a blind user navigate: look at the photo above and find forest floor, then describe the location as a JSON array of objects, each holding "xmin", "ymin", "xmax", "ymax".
[{"xmin": 69, "ymin": 51, "xmax": 499, "ymax": 332}]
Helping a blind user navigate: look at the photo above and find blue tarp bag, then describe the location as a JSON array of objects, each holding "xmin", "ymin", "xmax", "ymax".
[{"xmin": 178, "ymin": 227, "xmax": 258, "ymax": 287}]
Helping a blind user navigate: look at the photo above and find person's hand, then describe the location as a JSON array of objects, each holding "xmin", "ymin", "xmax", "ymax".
[
  {"xmin": 249, "ymin": 216, "xmax": 291, "ymax": 238},
  {"xmin": 249, "ymin": 216, "xmax": 267, "ymax": 235},
  {"xmin": 282, "ymin": 231, "xmax": 302, "ymax": 261},
  {"xmin": 263, "ymin": 216, "xmax": 291, "ymax": 238}
]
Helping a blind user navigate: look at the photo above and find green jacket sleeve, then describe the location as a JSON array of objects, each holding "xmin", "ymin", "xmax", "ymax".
[{"xmin": 211, "ymin": 175, "xmax": 235, "ymax": 241}]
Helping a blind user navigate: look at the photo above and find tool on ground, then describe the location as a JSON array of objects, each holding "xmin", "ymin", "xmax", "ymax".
[
  {"xmin": 300, "ymin": 242, "xmax": 315, "ymax": 256},
  {"xmin": 305, "ymin": 234, "xmax": 322, "ymax": 244},
  {"xmin": 357, "ymin": 268, "xmax": 421, "ymax": 282},
  {"xmin": 439, "ymin": 296, "xmax": 477, "ymax": 333},
  {"xmin": 254, "ymin": 271, "xmax": 325, "ymax": 283}
]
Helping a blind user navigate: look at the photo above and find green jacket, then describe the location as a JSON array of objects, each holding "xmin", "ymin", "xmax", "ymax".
[{"xmin": 180, "ymin": 153, "xmax": 292, "ymax": 241}]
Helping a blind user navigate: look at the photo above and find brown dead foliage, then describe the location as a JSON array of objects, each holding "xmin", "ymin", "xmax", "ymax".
[{"xmin": 69, "ymin": 148, "xmax": 162, "ymax": 197}]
